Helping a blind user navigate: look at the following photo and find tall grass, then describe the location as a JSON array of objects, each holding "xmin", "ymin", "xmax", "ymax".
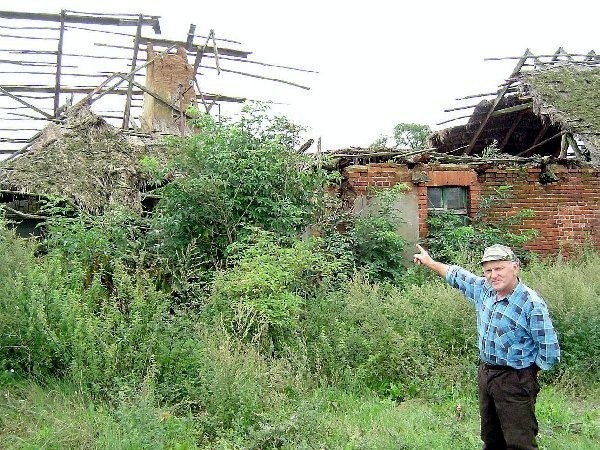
[{"xmin": 0, "ymin": 217, "xmax": 599, "ymax": 447}]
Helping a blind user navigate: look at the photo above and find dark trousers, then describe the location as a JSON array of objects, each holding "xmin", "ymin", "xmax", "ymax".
[{"xmin": 477, "ymin": 363, "xmax": 541, "ymax": 450}]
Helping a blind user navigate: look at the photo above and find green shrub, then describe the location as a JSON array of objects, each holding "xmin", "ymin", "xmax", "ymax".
[
  {"xmin": 427, "ymin": 185, "xmax": 537, "ymax": 266},
  {"xmin": 524, "ymin": 252, "xmax": 600, "ymax": 388},
  {"xmin": 152, "ymin": 106, "xmax": 330, "ymax": 270},
  {"xmin": 205, "ymin": 230, "xmax": 344, "ymax": 355},
  {"xmin": 318, "ymin": 184, "xmax": 409, "ymax": 284}
]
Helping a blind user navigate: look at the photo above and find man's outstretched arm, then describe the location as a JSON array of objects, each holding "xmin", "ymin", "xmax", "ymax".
[{"xmin": 413, "ymin": 244, "xmax": 449, "ymax": 277}]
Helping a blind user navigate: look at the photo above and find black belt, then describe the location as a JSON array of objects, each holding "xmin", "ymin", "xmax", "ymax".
[
  {"xmin": 481, "ymin": 362, "xmax": 536, "ymax": 371},
  {"xmin": 482, "ymin": 362, "xmax": 516, "ymax": 371}
]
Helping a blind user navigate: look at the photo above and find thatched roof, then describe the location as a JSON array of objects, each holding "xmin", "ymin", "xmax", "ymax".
[
  {"xmin": 0, "ymin": 106, "xmax": 168, "ymax": 213},
  {"xmin": 522, "ymin": 66, "xmax": 600, "ymax": 156}
]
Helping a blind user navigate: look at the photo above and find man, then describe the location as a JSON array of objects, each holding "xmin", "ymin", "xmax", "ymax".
[{"xmin": 413, "ymin": 243, "xmax": 560, "ymax": 450}]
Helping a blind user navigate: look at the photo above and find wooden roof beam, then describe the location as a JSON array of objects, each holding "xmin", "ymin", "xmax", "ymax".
[
  {"xmin": 515, "ymin": 131, "xmax": 565, "ymax": 157},
  {"xmin": 0, "ymin": 10, "xmax": 161, "ymax": 33},
  {"xmin": 140, "ymin": 37, "xmax": 250, "ymax": 58}
]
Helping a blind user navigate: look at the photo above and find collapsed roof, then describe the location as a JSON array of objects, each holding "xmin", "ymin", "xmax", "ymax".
[
  {"xmin": 430, "ymin": 49, "xmax": 600, "ymax": 165},
  {"xmin": 0, "ymin": 106, "xmax": 165, "ymax": 213}
]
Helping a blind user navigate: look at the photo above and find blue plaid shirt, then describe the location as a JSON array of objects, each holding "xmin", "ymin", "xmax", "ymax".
[{"xmin": 446, "ymin": 265, "xmax": 560, "ymax": 370}]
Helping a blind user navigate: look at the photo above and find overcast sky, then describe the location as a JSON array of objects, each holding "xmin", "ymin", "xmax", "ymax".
[{"xmin": 9, "ymin": 0, "xmax": 600, "ymax": 150}]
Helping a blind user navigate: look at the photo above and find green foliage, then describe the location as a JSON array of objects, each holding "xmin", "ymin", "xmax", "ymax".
[
  {"xmin": 318, "ymin": 184, "xmax": 409, "ymax": 284},
  {"xmin": 370, "ymin": 123, "xmax": 431, "ymax": 149},
  {"xmin": 44, "ymin": 206, "xmax": 148, "ymax": 275},
  {"xmin": 302, "ymin": 275, "xmax": 476, "ymax": 396},
  {"xmin": 0, "ymin": 106, "xmax": 599, "ymax": 448},
  {"xmin": 152, "ymin": 106, "xmax": 329, "ymax": 269},
  {"xmin": 205, "ymin": 230, "xmax": 345, "ymax": 355},
  {"xmin": 525, "ymin": 252, "xmax": 600, "ymax": 388},
  {"xmin": 393, "ymin": 123, "xmax": 432, "ymax": 149},
  {"xmin": 349, "ymin": 184, "xmax": 409, "ymax": 283},
  {"xmin": 427, "ymin": 185, "xmax": 537, "ymax": 266}
]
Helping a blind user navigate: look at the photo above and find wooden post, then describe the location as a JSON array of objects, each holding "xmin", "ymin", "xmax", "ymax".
[
  {"xmin": 122, "ymin": 14, "xmax": 143, "ymax": 129},
  {"xmin": 558, "ymin": 133, "xmax": 568, "ymax": 158},
  {"xmin": 186, "ymin": 24, "xmax": 195, "ymax": 49},
  {"xmin": 566, "ymin": 133, "xmax": 584, "ymax": 160},
  {"xmin": 53, "ymin": 9, "xmax": 65, "ymax": 116}
]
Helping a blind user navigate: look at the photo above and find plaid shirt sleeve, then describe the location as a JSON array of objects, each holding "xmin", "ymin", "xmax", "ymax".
[
  {"xmin": 530, "ymin": 297, "xmax": 561, "ymax": 370},
  {"xmin": 445, "ymin": 265, "xmax": 487, "ymax": 307}
]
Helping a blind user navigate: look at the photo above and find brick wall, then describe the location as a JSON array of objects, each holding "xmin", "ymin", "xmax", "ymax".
[{"xmin": 343, "ymin": 162, "xmax": 600, "ymax": 256}]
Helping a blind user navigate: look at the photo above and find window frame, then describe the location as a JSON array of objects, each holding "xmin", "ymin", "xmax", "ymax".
[{"xmin": 427, "ymin": 186, "xmax": 468, "ymax": 216}]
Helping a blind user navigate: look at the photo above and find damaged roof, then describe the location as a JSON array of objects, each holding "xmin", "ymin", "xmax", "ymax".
[
  {"xmin": 0, "ymin": 106, "xmax": 167, "ymax": 213},
  {"xmin": 430, "ymin": 49, "xmax": 600, "ymax": 165},
  {"xmin": 522, "ymin": 66, "xmax": 600, "ymax": 156}
]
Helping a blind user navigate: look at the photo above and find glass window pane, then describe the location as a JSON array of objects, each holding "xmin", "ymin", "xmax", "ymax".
[
  {"xmin": 427, "ymin": 187, "xmax": 443, "ymax": 209},
  {"xmin": 445, "ymin": 187, "xmax": 467, "ymax": 210}
]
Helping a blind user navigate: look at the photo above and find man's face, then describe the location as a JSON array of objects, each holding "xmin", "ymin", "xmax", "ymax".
[{"xmin": 482, "ymin": 260, "xmax": 519, "ymax": 297}]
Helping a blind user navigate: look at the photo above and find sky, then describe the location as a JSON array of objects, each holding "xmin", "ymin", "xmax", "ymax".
[{"xmin": 5, "ymin": 0, "xmax": 600, "ymax": 150}]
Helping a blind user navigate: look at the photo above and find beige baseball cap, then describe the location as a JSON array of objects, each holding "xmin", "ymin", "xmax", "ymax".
[{"xmin": 481, "ymin": 244, "xmax": 517, "ymax": 263}]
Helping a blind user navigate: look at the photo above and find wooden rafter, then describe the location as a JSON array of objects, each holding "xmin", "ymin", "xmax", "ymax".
[
  {"xmin": 515, "ymin": 131, "xmax": 565, "ymax": 157},
  {"xmin": 0, "ymin": 85, "xmax": 53, "ymax": 119},
  {"xmin": 499, "ymin": 110, "xmax": 527, "ymax": 150},
  {"xmin": 464, "ymin": 49, "xmax": 531, "ymax": 155},
  {"xmin": 530, "ymin": 121, "xmax": 551, "ymax": 147},
  {"xmin": 0, "ymin": 10, "xmax": 160, "ymax": 31}
]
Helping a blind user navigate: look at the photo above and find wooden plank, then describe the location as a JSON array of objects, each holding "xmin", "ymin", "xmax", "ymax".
[
  {"xmin": 558, "ymin": 133, "xmax": 568, "ymax": 158},
  {"xmin": 97, "ymin": 41, "xmax": 318, "ymax": 74},
  {"xmin": 54, "ymin": 9, "xmax": 66, "ymax": 117},
  {"xmin": 464, "ymin": 49, "xmax": 531, "ymax": 155},
  {"xmin": 122, "ymin": 14, "xmax": 143, "ymax": 129},
  {"xmin": 192, "ymin": 29, "xmax": 212, "ymax": 81},
  {"xmin": 198, "ymin": 64, "xmax": 311, "ymax": 90},
  {"xmin": 0, "ymin": 33, "xmax": 58, "ymax": 41},
  {"xmin": 211, "ymin": 30, "xmax": 221, "ymax": 75},
  {"xmin": 444, "ymin": 103, "xmax": 480, "ymax": 112},
  {"xmin": 186, "ymin": 24, "xmax": 196, "ymax": 48},
  {"xmin": 0, "ymin": 59, "xmax": 76, "ymax": 67},
  {"xmin": 491, "ymin": 103, "xmax": 532, "ymax": 117},
  {"xmin": 0, "ymin": 84, "xmax": 244, "ymax": 102},
  {"xmin": 0, "ymin": 24, "xmax": 59, "ymax": 31}
]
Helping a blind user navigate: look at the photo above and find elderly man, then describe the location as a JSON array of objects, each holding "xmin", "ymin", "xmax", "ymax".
[{"xmin": 413, "ymin": 243, "xmax": 560, "ymax": 450}]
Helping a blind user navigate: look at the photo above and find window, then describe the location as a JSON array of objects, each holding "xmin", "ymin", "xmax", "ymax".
[{"xmin": 427, "ymin": 186, "xmax": 468, "ymax": 215}]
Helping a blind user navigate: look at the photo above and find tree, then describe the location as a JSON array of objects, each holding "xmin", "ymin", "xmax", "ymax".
[
  {"xmin": 151, "ymin": 105, "xmax": 329, "ymax": 270},
  {"xmin": 392, "ymin": 123, "xmax": 431, "ymax": 149},
  {"xmin": 370, "ymin": 123, "xmax": 431, "ymax": 149}
]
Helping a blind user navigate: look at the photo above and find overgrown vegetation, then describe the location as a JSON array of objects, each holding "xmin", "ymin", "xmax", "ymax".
[
  {"xmin": 427, "ymin": 185, "xmax": 538, "ymax": 267},
  {"xmin": 0, "ymin": 107, "xmax": 598, "ymax": 448}
]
